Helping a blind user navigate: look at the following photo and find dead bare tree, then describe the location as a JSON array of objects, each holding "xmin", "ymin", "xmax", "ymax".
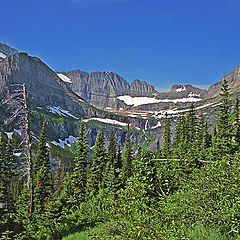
[{"xmin": 1, "ymin": 83, "xmax": 33, "ymax": 213}]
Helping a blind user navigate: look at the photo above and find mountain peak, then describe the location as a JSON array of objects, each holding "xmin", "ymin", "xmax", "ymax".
[
  {"xmin": 0, "ymin": 43, "xmax": 18, "ymax": 60},
  {"xmin": 130, "ymin": 79, "xmax": 158, "ymax": 97}
]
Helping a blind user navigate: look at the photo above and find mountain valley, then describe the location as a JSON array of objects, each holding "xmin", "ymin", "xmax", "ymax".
[{"xmin": 0, "ymin": 42, "xmax": 240, "ymax": 154}]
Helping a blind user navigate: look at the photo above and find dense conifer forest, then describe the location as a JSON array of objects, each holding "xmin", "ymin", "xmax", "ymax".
[{"xmin": 0, "ymin": 80, "xmax": 239, "ymax": 239}]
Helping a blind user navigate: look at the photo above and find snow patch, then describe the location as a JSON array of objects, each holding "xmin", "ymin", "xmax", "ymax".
[
  {"xmin": 153, "ymin": 102, "xmax": 220, "ymax": 119},
  {"xmin": 14, "ymin": 129, "xmax": 23, "ymax": 137},
  {"xmin": 0, "ymin": 52, "xmax": 7, "ymax": 59},
  {"xmin": 151, "ymin": 121, "xmax": 162, "ymax": 129},
  {"xmin": 57, "ymin": 73, "xmax": 72, "ymax": 83},
  {"xmin": 144, "ymin": 120, "xmax": 149, "ymax": 131},
  {"xmin": 117, "ymin": 95, "xmax": 202, "ymax": 107},
  {"xmin": 175, "ymin": 86, "xmax": 186, "ymax": 92},
  {"xmin": 5, "ymin": 132, "xmax": 13, "ymax": 139},
  {"xmin": 51, "ymin": 135, "xmax": 77, "ymax": 149},
  {"xmin": 188, "ymin": 92, "xmax": 201, "ymax": 98},
  {"xmin": 47, "ymin": 106, "xmax": 79, "ymax": 119},
  {"xmin": 13, "ymin": 151, "xmax": 22, "ymax": 157},
  {"xmin": 105, "ymin": 107, "xmax": 113, "ymax": 110},
  {"xmin": 83, "ymin": 118, "xmax": 129, "ymax": 127}
]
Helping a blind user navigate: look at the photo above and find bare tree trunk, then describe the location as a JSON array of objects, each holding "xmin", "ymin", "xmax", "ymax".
[{"xmin": 22, "ymin": 84, "xmax": 33, "ymax": 213}]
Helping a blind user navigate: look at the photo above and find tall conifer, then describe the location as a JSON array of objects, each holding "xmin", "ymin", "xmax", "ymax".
[
  {"xmin": 34, "ymin": 123, "xmax": 52, "ymax": 212},
  {"xmin": 122, "ymin": 132, "xmax": 133, "ymax": 185},
  {"xmin": 162, "ymin": 113, "xmax": 171, "ymax": 157},
  {"xmin": 70, "ymin": 121, "xmax": 88, "ymax": 204},
  {"xmin": 87, "ymin": 128, "xmax": 106, "ymax": 194}
]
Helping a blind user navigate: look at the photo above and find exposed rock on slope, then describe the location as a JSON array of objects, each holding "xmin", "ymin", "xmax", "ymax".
[
  {"xmin": 64, "ymin": 70, "xmax": 159, "ymax": 109},
  {"xmin": 0, "ymin": 52, "xmax": 87, "ymax": 115},
  {"xmin": 207, "ymin": 66, "xmax": 240, "ymax": 99},
  {"xmin": 158, "ymin": 84, "xmax": 207, "ymax": 99},
  {"xmin": 0, "ymin": 43, "xmax": 18, "ymax": 56}
]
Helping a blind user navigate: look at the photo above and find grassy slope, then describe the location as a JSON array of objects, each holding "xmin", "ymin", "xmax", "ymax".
[{"xmin": 63, "ymin": 224, "xmax": 240, "ymax": 240}]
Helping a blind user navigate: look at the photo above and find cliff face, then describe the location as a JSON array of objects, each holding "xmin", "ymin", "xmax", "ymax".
[
  {"xmin": 0, "ymin": 43, "xmax": 18, "ymax": 57},
  {"xmin": 157, "ymin": 84, "xmax": 207, "ymax": 99},
  {"xmin": 65, "ymin": 70, "xmax": 160, "ymax": 108},
  {"xmin": 207, "ymin": 66, "xmax": 240, "ymax": 99},
  {"xmin": 66, "ymin": 70, "xmax": 130, "ymax": 108},
  {"xmin": 0, "ymin": 52, "xmax": 149, "ymax": 146},
  {"xmin": 0, "ymin": 53, "xmax": 86, "ymax": 114},
  {"xmin": 130, "ymin": 79, "xmax": 158, "ymax": 97}
]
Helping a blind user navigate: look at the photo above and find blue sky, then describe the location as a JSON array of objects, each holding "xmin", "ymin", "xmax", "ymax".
[{"xmin": 0, "ymin": 0, "xmax": 240, "ymax": 91}]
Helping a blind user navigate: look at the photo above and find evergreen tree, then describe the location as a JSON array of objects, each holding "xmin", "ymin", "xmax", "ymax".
[
  {"xmin": 53, "ymin": 160, "xmax": 65, "ymax": 196},
  {"xmin": 192, "ymin": 115, "xmax": 211, "ymax": 168},
  {"xmin": 122, "ymin": 150, "xmax": 159, "ymax": 208},
  {"xmin": 87, "ymin": 128, "xmax": 106, "ymax": 194},
  {"xmin": 69, "ymin": 121, "xmax": 88, "ymax": 206},
  {"xmin": 187, "ymin": 104, "xmax": 197, "ymax": 143},
  {"xmin": 121, "ymin": 132, "xmax": 133, "ymax": 186},
  {"xmin": 33, "ymin": 123, "xmax": 52, "ymax": 212},
  {"xmin": 113, "ymin": 146, "xmax": 123, "ymax": 192},
  {"xmin": 0, "ymin": 134, "xmax": 6, "ymax": 221},
  {"xmin": 102, "ymin": 131, "xmax": 116, "ymax": 192},
  {"xmin": 162, "ymin": 113, "xmax": 171, "ymax": 157},
  {"xmin": 0, "ymin": 138, "xmax": 17, "ymax": 237},
  {"xmin": 4, "ymin": 140, "xmax": 16, "ymax": 219},
  {"xmin": 173, "ymin": 116, "xmax": 189, "ymax": 157},
  {"xmin": 108, "ymin": 130, "xmax": 116, "ymax": 165},
  {"xmin": 232, "ymin": 98, "xmax": 240, "ymax": 148},
  {"xmin": 115, "ymin": 146, "xmax": 123, "ymax": 171},
  {"xmin": 215, "ymin": 78, "xmax": 233, "ymax": 155}
]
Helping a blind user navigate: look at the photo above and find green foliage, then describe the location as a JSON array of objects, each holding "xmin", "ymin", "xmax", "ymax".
[
  {"xmin": 162, "ymin": 113, "xmax": 171, "ymax": 157},
  {"xmin": 33, "ymin": 123, "xmax": 52, "ymax": 213},
  {"xmin": 67, "ymin": 121, "xmax": 88, "ymax": 208},
  {"xmin": 121, "ymin": 132, "xmax": 133, "ymax": 186},
  {"xmin": 87, "ymin": 128, "xmax": 106, "ymax": 195},
  {"xmin": 2, "ymin": 79, "xmax": 240, "ymax": 240}
]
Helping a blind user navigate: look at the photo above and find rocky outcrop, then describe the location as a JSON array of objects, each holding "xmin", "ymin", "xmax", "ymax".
[
  {"xmin": 65, "ymin": 69, "xmax": 208, "ymax": 111},
  {"xmin": 0, "ymin": 43, "xmax": 18, "ymax": 56},
  {"xmin": 66, "ymin": 70, "xmax": 131, "ymax": 109},
  {"xmin": 0, "ymin": 52, "xmax": 149, "ymax": 141},
  {"xmin": 65, "ymin": 70, "xmax": 162, "ymax": 109},
  {"xmin": 207, "ymin": 66, "xmax": 240, "ymax": 99},
  {"xmin": 157, "ymin": 84, "xmax": 207, "ymax": 99},
  {"xmin": 0, "ymin": 53, "xmax": 85, "ymax": 114},
  {"xmin": 130, "ymin": 79, "xmax": 158, "ymax": 97}
]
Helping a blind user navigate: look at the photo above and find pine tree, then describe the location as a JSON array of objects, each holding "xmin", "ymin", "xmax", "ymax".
[
  {"xmin": 125, "ymin": 149, "xmax": 159, "ymax": 205},
  {"xmin": 115, "ymin": 146, "xmax": 123, "ymax": 171},
  {"xmin": 215, "ymin": 78, "xmax": 233, "ymax": 155},
  {"xmin": 33, "ymin": 123, "xmax": 52, "ymax": 212},
  {"xmin": 108, "ymin": 130, "xmax": 116, "ymax": 165},
  {"xmin": 232, "ymin": 98, "xmax": 240, "ymax": 149},
  {"xmin": 69, "ymin": 121, "xmax": 88, "ymax": 206},
  {"xmin": 192, "ymin": 115, "xmax": 211, "ymax": 168},
  {"xmin": 162, "ymin": 113, "xmax": 171, "ymax": 157},
  {"xmin": 187, "ymin": 104, "xmax": 197, "ymax": 143},
  {"xmin": 0, "ymin": 138, "xmax": 16, "ymax": 237},
  {"xmin": 121, "ymin": 132, "xmax": 133, "ymax": 186},
  {"xmin": 173, "ymin": 116, "xmax": 188, "ymax": 157},
  {"xmin": 4, "ymin": 140, "xmax": 16, "ymax": 219},
  {"xmin": 53, "ymin": 160, "xmax": 65, "ymax": 196},
  {"xmin": 0, "ymin": 134, "xmax": 7, "ymax": 222},
  {"xmin": 87, "ymin": 128, "xmax": 106, "ymax": 194},
  {"xmin": 113, "ymin": 146, "xmax": 123, "ymax": 192},
  {"xmin": 102, "ymin": 131, "xmax": 116, "ymax": 191},
  {"xmin": 0, "ymin": 134, "xmax": 6, "ymax": 220}
]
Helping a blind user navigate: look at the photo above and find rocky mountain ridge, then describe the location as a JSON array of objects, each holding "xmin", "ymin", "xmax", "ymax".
[
  {"xmin": 61, "ymin": 69, "xmax": 207, "ymax": 110},
  {"xmin": 63, "ymin": 70, "xmax": 159, "ymax": 109},
  {"xmin": 0, "ymin": 42, "xmax": 240, "ymax": 152},
  {"xmin": 0, "ymin": 48, "xmax": 152, "ymax": 150}
]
